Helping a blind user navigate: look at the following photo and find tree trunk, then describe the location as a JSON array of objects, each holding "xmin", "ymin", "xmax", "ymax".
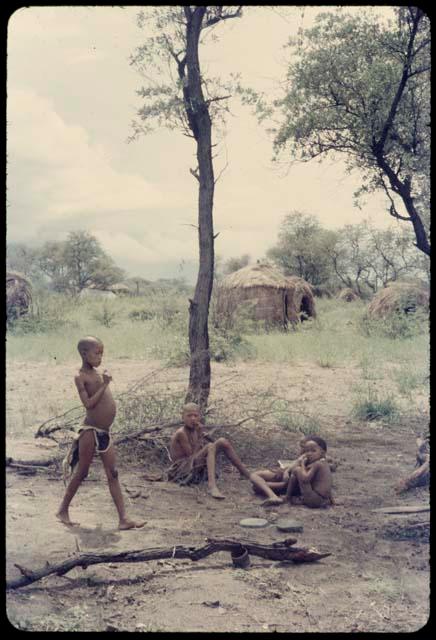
[{"xmin": 184, "ymin": 7, "xmax": 215, "ymax": 412}]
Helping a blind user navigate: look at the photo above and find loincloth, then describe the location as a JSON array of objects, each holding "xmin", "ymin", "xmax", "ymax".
[
  {"xmin": 62, "ymin": 426, "xmax": 112, "ymax": 484},
  {"xmin": 166, "ymin": 456, "xmax": 209, "ymax": 486}
]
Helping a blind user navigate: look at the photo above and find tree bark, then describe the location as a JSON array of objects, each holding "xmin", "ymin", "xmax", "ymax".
[
  {"xmin": 6, "ymin": 537, "xmax": 330, "ymax": 590},
  {"xmin": 184, "ymin": 7, "xmax": 215, "ymax": 412}
]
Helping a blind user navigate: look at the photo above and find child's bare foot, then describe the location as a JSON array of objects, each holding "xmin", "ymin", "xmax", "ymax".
[
  {"xmin": 118, "ymin": 519, "xmax": 146, "ymax": 530},
  {"xmin": 209, "ymin": 487, "xmax": 225, "ymax": 500},
  {"xmin": 56, "ymin": 510, "xmax": 79, "ymax": 527},
  {"xmin": 261, "ymin": 497, "xmax": 284, "ymax": 507}
]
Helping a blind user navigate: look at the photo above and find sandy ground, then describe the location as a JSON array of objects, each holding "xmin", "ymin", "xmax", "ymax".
[{"xmin": 6, "ymin": 359, "xmax": 430, "ymax": 632}]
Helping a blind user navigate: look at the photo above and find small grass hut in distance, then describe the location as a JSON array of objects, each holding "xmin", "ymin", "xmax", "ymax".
[
  {"xmin": 285, "ymin": 275, "xmax": 317, "ymax": 324},
  {"xmin": 337, "ymin": 287, "xmax": 360, "ymax": 302},
  {"xmin": 215, "ymin": 263, "xmax": 316, "ymax": 329},
  {"xmin": 6, "ymin": 271, "xmax": 33, "ymax": 323},
  {"xmin": 368, "ymin": 281, "xmax": 429, "ymax": 318}
]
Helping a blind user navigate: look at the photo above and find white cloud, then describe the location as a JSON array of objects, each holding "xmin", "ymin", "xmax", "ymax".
[
  {"xmin": 93, "ymin": 228, "xmax": 198, "ymax": 267},
  {"xmin": 7, "ymin": 88, "xmax": 168, "ymax": 221}
]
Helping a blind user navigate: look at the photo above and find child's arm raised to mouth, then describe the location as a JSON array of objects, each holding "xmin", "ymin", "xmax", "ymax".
[{"xmin": 74, "ymin": 373, "xmax": 109, "ymax": 410}]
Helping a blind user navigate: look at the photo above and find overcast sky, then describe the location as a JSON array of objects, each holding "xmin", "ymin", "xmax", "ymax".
[{"xmin": 7, "ymin": 5, "xmax": 398, "ymax": 282}]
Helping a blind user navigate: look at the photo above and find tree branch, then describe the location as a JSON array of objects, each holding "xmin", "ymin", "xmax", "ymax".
[
  {"xmin": 6, "ymin": 537, "xmax": 330, "ymax": 590},
  {"xmin": 204, "ymin": 6, "xmax": 243, "ymax": 28}
]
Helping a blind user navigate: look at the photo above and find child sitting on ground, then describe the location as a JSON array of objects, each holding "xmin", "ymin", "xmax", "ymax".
[
  {"xmin": 57, "ymin": 336, "xmax": 146, "ymax": 530},
  {"xmin": 168, "ymin": 403, "xmax": 252, "ymax": 499},
  {"xmin": 250, "ymin": 434, "xmax": 336, "ymax": 507},
  {"xmin": 286, "ymin": 435, "xmax": 333, "ymax": 508}
]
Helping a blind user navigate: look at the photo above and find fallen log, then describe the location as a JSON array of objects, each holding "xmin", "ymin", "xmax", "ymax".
[{"xmin": 6, "ymin": 537, "xmax": 330, "ymax": 590}]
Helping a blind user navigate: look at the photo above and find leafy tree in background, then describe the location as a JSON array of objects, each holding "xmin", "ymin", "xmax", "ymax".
[
  {"xmin": 125, "ymin": 276, "xmax": 151, "ymax": 296},
  {"xmin": 266, "ymin": 211, "xmax": 336, "ymax": 287},
  {"xmin": 223, "ymin": 254, "xmax": 251, "ymax": 275},
  {"xmin": 267, "ymin": 213, "xmax": 428, "ymax": 296},
  {"xmin": 273, "ymin": 7, "xmax": 430, "ymax": 256},
  {"xmin": 130, "ymin": 6, "xmax": 244, "ymax": 411},
  {"xmin": 7, "ymin": 243, "xmax": 42, "ymax": 281},
  {"xmin": 38, "ymin": 231, "xmax": 124, "ymax": 293},
  {"xmin": 38, "ymin": 241, "xmax": 72, "ymax": 292}
]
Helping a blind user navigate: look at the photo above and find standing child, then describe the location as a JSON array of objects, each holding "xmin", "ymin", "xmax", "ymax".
[{"xmin": 57, "ymin": 336, "xmax": 146, "ymax": 530}]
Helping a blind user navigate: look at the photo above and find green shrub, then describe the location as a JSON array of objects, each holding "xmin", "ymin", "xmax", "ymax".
[
  {"xmin": 273, "ymin": 399, "xmax": 322, "ymax": 435},
  {"xmin": 358, "ymin": 308, "xmax": 428, "ymax": 340},
  {"xmin": 209, "ymin": 327, "xmax": 256, "ymax": 362},
  {"xmin": 92, "ymin": 303, "xmax": 117, "ymax": 328},
  {"xmin": 129, "ymin": 309, "xmax": 154, "ymax": 321},
  {"xmin": 352, "ymin": 385, "xmax": 399, "ymax": 422}
]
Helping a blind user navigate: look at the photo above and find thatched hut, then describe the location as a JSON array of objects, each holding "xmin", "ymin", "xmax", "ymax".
[
  {"xmin": 368, "ymin": 281, "xmax": 429, "ymax": 318},
  {"xmin": 215, "ymin": 264, "xmax": 316, "ymax": 328},
  {"xmin": 109, "ymin": 283, "xmax": 131, "ymax": 295},
  {"xmin": 337, "ymin": 288, "xmax": 359, "ymax": 302},
  {"xmin": 285, "ymin": 276, "xmax": 317, "ymax": 324},
  {"xmin": 6, "ymin": 271, "xmax": 32, "ymax": 321}
]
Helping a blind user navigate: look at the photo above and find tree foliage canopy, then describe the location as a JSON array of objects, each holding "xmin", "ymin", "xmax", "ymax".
[
  {"xmin": 129, "ymin": 6, "xmax": 243, "ymax": 142},
  {"xmin": 273, "ymin": 7, "xmax": 430, "ymax": 255},
  {"xmin": 266, "ymin": 212, "xmax": 428, "ymax": 295},
  {"xmin": 38, "ymin": 231, "xmax": 124, "ymax": 293}
]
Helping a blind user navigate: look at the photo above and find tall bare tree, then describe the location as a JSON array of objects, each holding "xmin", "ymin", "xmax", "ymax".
[{"xmin": 130, "ymin": 6, "xmax": 243, "ymax": 411}]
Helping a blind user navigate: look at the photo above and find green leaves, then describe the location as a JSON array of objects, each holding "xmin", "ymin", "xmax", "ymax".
[{"xmin": 272, "ymin": 7, "xmax": 430, "ymax": 255}]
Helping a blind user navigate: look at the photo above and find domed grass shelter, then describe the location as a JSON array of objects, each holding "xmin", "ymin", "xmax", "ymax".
[
  {"xmin": 109, "ymin": 283, "xmax": 132, "ymax": 295},
  {"xmin": 215, "ymin": 263, "xmax": 316, "ymax": 329},
  {"xmin": 6, "ymin": 271, "xmax": 33, "ymax": 323},
  {"xmin": 337, "ymin": 288, "xmax": 360, "ymax": 302},
  {"xmin": 368, "ymin": 281, "xmax": 429, "ymax": 318}
]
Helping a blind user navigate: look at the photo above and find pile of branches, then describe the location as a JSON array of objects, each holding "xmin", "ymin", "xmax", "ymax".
[{"xmin": 29, "ymin": 369, "xmax": 325, "ymax": 473}]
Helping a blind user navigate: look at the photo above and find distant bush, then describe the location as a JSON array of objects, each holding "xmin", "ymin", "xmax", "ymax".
[
  {"xmin": 209, "ymin": 327, "xmax": 256, "ymax": 362},
  {"xmin": 357, "ymin": 308, "xmax": 428, "ymax": 339},
  {"xmin": 129, "ymin": 309, "xmax": 155, "ymax": 321},
  {"xmin": 92, "ymin": 304, "xmax": 117, "ymax": 328},
  {"xmin": 352, "ymin": 385, "xmax": 399, "ymax": 422},
  {"xmin": 278, "ymin": 411, "xmax": 321, "ymax": 435}
]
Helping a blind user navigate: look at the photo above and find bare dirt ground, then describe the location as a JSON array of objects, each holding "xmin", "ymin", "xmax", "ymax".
[{"xmin": 6, "ymin": 359, "xmax": 430, "ymax": 632}]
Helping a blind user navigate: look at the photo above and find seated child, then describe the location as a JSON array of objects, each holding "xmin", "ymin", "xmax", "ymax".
[
  {"xmin": 168, "ymin": 403, "xmax": 251, "ymax": 499},
  {"xmin": 286, "ymin": 435, "xmax": 333, "ymax": 508},
  {"xmin": 249, "ymin": 434, "xmax": 313, "ymax": 506},
  {"xmin": 57, "ymin": 336, "xmax": 145, "ymax": 530},
  {"xmin": 250, "ymin": 434, "xmax": 337, "ymax": 507}
]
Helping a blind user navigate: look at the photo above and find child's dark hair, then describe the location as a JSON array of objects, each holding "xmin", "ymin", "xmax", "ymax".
[
  {"xmin": 77, "ymin": 336, "xmax": 103, "ymax": 355},
  {"xmin": 302, "ymin": 434, "xmax": 327, "ymax": 452}
]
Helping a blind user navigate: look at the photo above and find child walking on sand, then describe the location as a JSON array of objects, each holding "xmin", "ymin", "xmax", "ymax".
[{"xmin": 56, "ymin": 336, "xmax": 145, "ymax": 530}]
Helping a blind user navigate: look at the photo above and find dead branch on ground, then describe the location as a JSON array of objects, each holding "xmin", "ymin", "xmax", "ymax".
[{"xmin": 6, "ymin": 537, "xmax": 330, "ymax": 590}]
